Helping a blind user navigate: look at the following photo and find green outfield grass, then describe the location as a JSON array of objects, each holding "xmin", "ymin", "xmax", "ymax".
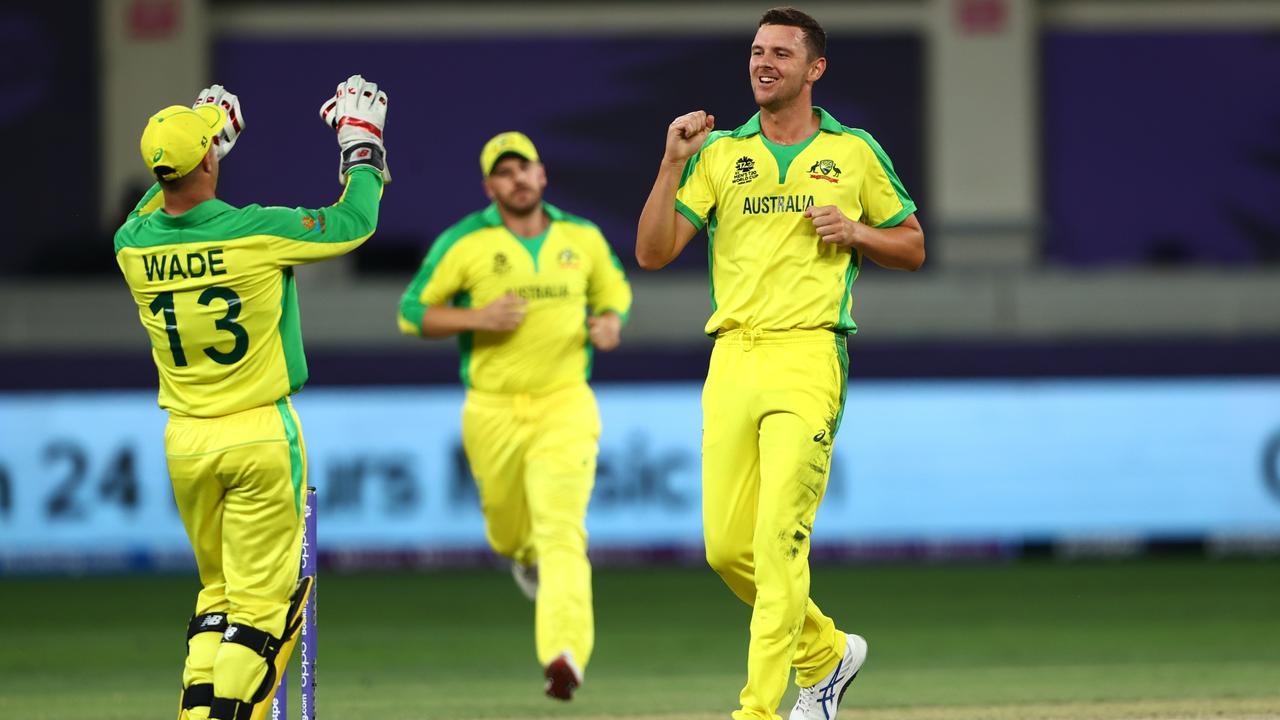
[{"xmin": 2, "ymin": 558, "xmax": 1277, "ymax": 719}]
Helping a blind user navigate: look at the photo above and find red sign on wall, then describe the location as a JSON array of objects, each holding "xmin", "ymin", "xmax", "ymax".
[
  {"xmin": 129, "ymin": 0, "xmax": 180, "ymax": 41},
  {"xmin": 956, "ymin": 0, "xmax": 1008, "ymax": 35}
]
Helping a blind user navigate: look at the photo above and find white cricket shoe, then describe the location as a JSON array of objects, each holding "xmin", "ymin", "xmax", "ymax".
[
  {"xmin": 511, "ymin": 560, "xmax": 538, "ymax": 601},
  {"xmin": 789, "ymin": 634, "xmax": 868, "ymax": 720},
  {"xmin": 544, "ymin": 650, "xmax": 583, "ymax": 700}
]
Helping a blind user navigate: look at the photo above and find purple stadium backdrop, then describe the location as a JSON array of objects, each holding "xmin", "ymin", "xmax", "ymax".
[
  {"xmin": 0, "ymin": 6, "xmax": 98, "ymax": 273},
  {"xmin": 1042, "ymin": 31, "xmax": 1280, "ymax": 266},
  {"xmin": 2, "ymin": 15, "xmax": 1278, "ymax": 275}
]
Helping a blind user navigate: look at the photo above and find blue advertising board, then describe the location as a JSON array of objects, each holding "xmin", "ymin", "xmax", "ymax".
[{"xmin": 2, "ymin": 380, "xmax": 1279, "ymax": 571}]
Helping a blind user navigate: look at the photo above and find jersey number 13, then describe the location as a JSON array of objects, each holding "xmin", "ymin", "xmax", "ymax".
[{"xmin": 148, "ymin": 287, "xmax": 249, "ymax": 367}]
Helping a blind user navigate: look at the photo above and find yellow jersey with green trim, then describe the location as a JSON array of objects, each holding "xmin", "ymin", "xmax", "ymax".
[
  {"xmin": 114, "ymin": 167, "xmax": 384, "ymax": 418},
  {"xmin": 397, "ymin": 202, "xmax": 632, "ymax": 394},
  {"xmin": 675, "ymin": 107, "xmax": 916, "ymax": 336}
]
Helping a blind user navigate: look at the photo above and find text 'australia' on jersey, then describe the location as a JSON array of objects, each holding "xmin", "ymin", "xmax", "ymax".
[
  {"xmin": 398, "ymin": 203, "xmax": 631, "ymax": 394},
  {"xmin": 114, "ymin": 168, "xmax": 384, "ymax": 417},
  {"xmin": 675, "ymin": 107, "xmax": 916, "ymax": 337}
]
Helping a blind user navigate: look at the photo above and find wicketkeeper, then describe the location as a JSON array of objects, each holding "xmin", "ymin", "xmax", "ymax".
[{"xmin": 114, "ymin": 75, "xmax": 390, "ymax": 720}]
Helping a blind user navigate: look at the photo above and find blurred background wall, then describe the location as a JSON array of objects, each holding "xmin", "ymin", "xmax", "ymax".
[{"xmin": 1, "ymin": 0, "xmax": 1278, "ymax": 572}]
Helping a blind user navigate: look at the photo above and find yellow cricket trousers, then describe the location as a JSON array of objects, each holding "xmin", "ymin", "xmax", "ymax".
[
  {"xmin": 462, "ymin": 382, "xmax": 600, "ymax": 669},
  {"xmin": 165, "ymin": 397, "xmax": 307, "ymax": 715},
  {"xmin": 702, "ymin": 329, "xmax": 849, "ymax": 720}
]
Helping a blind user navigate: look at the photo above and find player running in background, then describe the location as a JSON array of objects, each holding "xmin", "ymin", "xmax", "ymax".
[
  {"xmin": 636, "ymin": 8, "xmax": 925, "ymax": 720},
  {"xmin": 114, "ymin": 75, "xmax": 390, "ymax": 720},
  {"xmin": 397, "ymin": 131, "xmax": 631, "ymax": 701}
]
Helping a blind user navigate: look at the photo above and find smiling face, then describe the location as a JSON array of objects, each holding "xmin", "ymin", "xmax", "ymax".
[
  {"xmin": 484, "ymin": 155, "xmax": 547, "ymax": 215},
  {"xmin": 750, "ymin": 23, "xmax": 826, "ymax": 112}
]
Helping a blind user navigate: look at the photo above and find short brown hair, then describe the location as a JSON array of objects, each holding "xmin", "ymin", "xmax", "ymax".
[{"xmin": 759, "ymin": 7, "xmax": 826, "ymax": 60}]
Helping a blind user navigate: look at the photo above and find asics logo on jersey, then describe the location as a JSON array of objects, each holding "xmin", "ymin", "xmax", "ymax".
[
  {"xmin": 813, "ymin": 429, "xmax": 826, "ymax": 443},
  {"xmin": 732, "ymin": 156, "xmax": 758, "ymax": 185}
]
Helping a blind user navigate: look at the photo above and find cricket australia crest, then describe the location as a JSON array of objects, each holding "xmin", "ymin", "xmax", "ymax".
[{"xmin": 808, "ymin": 159, "xmax": 842, "ymax": 183}]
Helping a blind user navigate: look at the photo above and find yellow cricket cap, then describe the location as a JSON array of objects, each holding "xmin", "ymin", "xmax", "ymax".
[
  {"xmin": 480, "ymin": 131, "xmax": 539, "ymax": 177},
  {"xmin": 139, "ymin": 104, "xmax": 227, "ymax": 181}
]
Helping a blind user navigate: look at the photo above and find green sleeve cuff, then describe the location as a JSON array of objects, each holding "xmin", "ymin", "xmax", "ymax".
[
  {"xmin": 345, "ymin": 165, "xmax": 385, "ymax": 183},
  {"xmin": 597, "ymin": 307, "xmax": 631, "ymax": 326},
  {"xmin": 674, "ymin": 199, "xmax": 705, "ymax": 231},
  {"xmin": 397, "ymin": 299, "xmax": 427, "ymax": 336},
  {"xmin": 874, "ymin": 202, "xmax": 917, "ymax": 229}
]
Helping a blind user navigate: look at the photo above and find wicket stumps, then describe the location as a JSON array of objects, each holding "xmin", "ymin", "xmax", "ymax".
[{"xmin": 273, "ymin": 486, "xmax": 317, "ymax": 719}]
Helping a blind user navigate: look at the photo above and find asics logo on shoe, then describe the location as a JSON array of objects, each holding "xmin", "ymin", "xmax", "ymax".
[{"xmin": 815, "ymin": 655, "xmax": 842, "ymax": 717}]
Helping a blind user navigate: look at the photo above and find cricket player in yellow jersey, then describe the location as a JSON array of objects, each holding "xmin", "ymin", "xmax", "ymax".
[
  {"xmin": 636, "ymin": 8, "xmax": 925, "ymax": 720},
  {"xmin": 398, "ymin": 131, "xmax": 631, "ymax": 700},
  {"xmin": 114, "ymin": 75, "xmax": 391, "ymax": 720}
]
